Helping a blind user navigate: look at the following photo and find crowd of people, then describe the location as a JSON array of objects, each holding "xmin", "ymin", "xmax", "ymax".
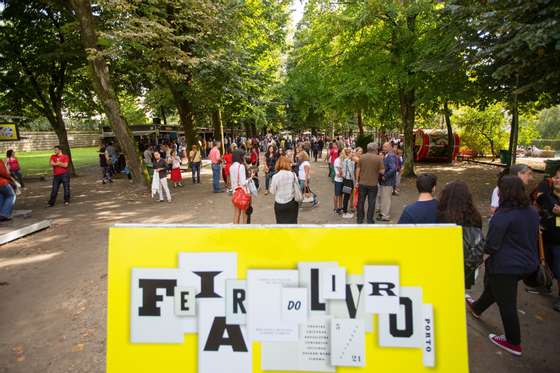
[{"xmin": 1, "ymin": 132, "xmax": 559, "ymax": 359}]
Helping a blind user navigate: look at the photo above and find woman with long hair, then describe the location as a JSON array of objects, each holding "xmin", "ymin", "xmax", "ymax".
[
  {"xmin": 270, "ymin": 156, "xmax": 299, "ymax": 223},
  {"xmin": 437, "ymin": 181, "xmax": 483, "ymax": 289},
  {"xmin": 264, "ymin": 145, "xmax": 278, "ymax": 195},
  {"xmin": 298, "ymin": 151, "xmax": 318, "ymax": 208},
  {"xmin": 466, "ymin": 176, "xmax": 539, "ymax": 356},
  {"xmin": 230, "ymin": 149, "xmax": 249, "ymax": 224}
]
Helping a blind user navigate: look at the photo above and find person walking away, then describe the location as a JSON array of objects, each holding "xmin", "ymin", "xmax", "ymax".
[
  {"xmin": 230, "ymin": 150, "xmax": 250, "ymax": 224},
  {"xmin": 208, "ymin": 141, "xmax": 223, "ymax": 193},
  {"xmin": 169, "ymin": 150, "xmax": 183, "ymax": 187},
  {"xmin": 466, "ymin": 176, "xmax": 539, "ymax": 356},
  {"xmin": 333, "ymin": 151, "xmax": 344, "ymax": 214},
  {"xmin": 535, "ymin": 165, "xmax": 560, "ymax": 311},
  {"xmin": 152, "ymin": 151, "xmax": 172, "ymax": 202},
  {"xmin": 398, "ymin": 173, "xmax": 438, "ymax": 224},
  {"xmin": 437, "ymin": 181, "xmax": 484, "ymax": 289},
  {"xmin": 270, "ymin": 155, "xmax": 299, "ymax": 224},
  {"xmin": 377, "ymin": 142, "xmax": 397, "ymax": 221},
  {"xmin": 189, "ymin": 144, "xmax": 202, "ymax": 184},
  {"xmin": 264, "ymin": 145, "xmax": 278, "ymax": 195},
  {"xmin": 341, "ymin": 148, "xmax": 356, "ymax": 218},
  {"xmin": 0, "ymin": 160, "xmax": 16, "ymax": 221},
  {"xmin": 48, "ymin": 146, "xmax": 70, "ymax": 207},
  {"xmin": 298, "ymin": 151, "xmax": 319, "ymax": 208},
  {"xmin": 6, "ymin": 150, "xmax": 24, "ymax": 188},
  {"xmin": 98, "ymin": 146, "xmax": 112, "ymax": 184},
  {"xmin": 355, "ymin": 143, "xmax": 384, "ymax": 224},
  {"xmin": 312, "ymin": 140, "xmax": 320, "ymax": 162}
]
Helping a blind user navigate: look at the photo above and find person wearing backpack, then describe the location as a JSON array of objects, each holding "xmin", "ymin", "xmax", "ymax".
[
  {"xmin": 230, "ymin": 150, "xmax": 250, "ymax": 224},
  {"xmin": 270, "ymin": 155, "xmax": 301, "ymax": 224}
]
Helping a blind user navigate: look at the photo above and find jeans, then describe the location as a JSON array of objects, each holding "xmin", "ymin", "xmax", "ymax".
[
  {"xmin": 0, "ymin": 184, "xmax": 16, "ymax": 218},
  {"xmin": 10, "ymin": 170, "xmax": 24, "ymax": 187},
  {"xmin": 49, "ymin": 173, "xmax": 70, "ymax": 205},
  {"xmin": 274, "ymin": 200, "xmax": 299, "ymax": 224},
  {"xmin": 192, "ymin": 162, "xmax": 201, "ymax": 183},
  {"xmin": 211, "ymin": 164, "xmax": 221, "ymax": 191},
  {"xmin": 357, "ymin": 184, "xmax": 378, "ymax": 224},
  {"xmin": 265, "ymin": 171, "xmax": 275, "ymax": 191},
  {"xmin": 472, "ymin": 273, "xmax": 523, "ymax": 345},
  {"xmin": 299, "ymin": 180, "xmax": 318, "ymax": 205}
]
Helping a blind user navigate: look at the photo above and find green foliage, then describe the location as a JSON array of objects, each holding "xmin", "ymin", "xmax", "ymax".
[
  {"xmin": 355, "ymin": 134, "xmax": 374, "ymax": 152},
  {"xmin": 455, "ymin": 104, "xmax": 509, "ymax": 157},
  {"xmin": 534, "ymin": 105, "xmax": 560, "ymax": 139}
]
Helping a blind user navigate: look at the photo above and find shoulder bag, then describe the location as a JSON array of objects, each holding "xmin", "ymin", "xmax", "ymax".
[
  {"xmin": 232, "ymin": 164, "xmax": 251, "ymax": 211},
  {"xmin": 523, "ymin": 230, "xmax": 553, "ymax": 289},
  {"xmin": 292, "ymin": 173, "xmax": 303, "ymax": 202}
]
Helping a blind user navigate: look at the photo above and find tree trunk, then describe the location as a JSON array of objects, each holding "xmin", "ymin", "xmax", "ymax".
[
  {"xmin": 507, "ymin": 98, "xmax": 519, "ymax": 167},
  {"xmin": 68, "ymin": 0, "xmax": 148, "ymax": 186},
  {"xmin": 399, "ymin": 88, "xmax": 416, "ymax": 177},
  {"xmin": 443, "ymin": 101, "xmax": 454, "ymax": 163},
  {"xmin": 356, "ymin": 110, "xmax": 365, "ymax": 136},
  {"xmin": 212, "ymin": 109, "xmax": 225, "ymax": 154},
  {"xmin": 168, "ymin": 84, "xmax": 196, "ymax": 151}
]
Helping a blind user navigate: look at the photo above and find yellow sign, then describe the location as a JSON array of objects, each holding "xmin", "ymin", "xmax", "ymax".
[
  {"xmin": 0, "ymin": 123, "xmax": 19, "ymax": 141},
  {"xmin": 107, "ymin": 225, "xmax": 469, "ymax": 373}
]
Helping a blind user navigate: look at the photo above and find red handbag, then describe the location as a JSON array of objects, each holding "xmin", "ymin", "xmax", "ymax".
[{"xmin": 232, "ymin": 164, "xmax": 251, "ymax": 211}]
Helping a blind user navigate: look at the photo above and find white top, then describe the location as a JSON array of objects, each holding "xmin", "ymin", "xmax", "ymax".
[
  {"xmin": 171, "ymin": 156, "xmax": 181, "ymax": 169},
  {"xmin": 333, "ymin": 157, "xmax": 343, "ymax": 182},
  {"xmin": 298, "ymin": 161, "xmax": 310, "ymax": 181},
  {"xmin": 491, "ymin": 186, "xmax": 499, "ymax": 208},
  {"xmin": 230, "ymin": 162, "xmax": 247, "ymax": 189},
  {"xmin": 270, "ymin": 170, "xmax": 296, "ymax": 204}
]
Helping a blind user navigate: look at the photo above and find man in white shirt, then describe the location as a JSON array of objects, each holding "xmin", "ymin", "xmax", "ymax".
[{"xmin": 333, "ymin": 154, "xmax": 344, "ymax": 214}]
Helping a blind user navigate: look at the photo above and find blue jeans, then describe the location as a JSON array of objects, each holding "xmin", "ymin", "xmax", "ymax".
[
  {"xmin": 0, "ymin": 184, "xmax": 15, "ymax": 218},
  {"xmin": 211, "ymin": 164, "xmax": 221, "ymax": 192},
  {"xmin": 265, "ymin": 171, "xmax": 275, "ymax": 191},
  {"xmin": 191, "ymin": 162, "xmax": 201, "ymax": 183},
  {"xmin": 49, "ymin": 173, "xmax": 70, "ymax": 205},
  {"xmin": 299, "ymin": 180, "xmax": 317, "ymax": 205}
]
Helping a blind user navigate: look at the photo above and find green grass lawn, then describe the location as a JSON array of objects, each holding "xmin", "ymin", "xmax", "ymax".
[{"xmin": 17, "ymin": 147, "xmax": 99, "ymax": 176}]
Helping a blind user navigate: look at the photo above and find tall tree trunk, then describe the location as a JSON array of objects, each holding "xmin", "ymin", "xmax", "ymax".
[
  {"xmin": 507, "ymin": 97, "xmax": 519, "ymax": 167},
  {"xmin": 443, "ymin": 101, "xmax": 454, "ymax": 163},
  {"xmin": 68, "ymin": 0, "xmax": 148, "ymax": 186},
  {"xmin": 356, "ymin": 110, "xmax": 365, "ymax": 136},
  {"xmin": 168, "ymin": 84, "xmax": 196, "ymax": 150},
  {"xmin": 399, "ymin": 88, "xmax": 416, "ymax": 177},
  {"xmin": 212, "ymin": 109, "xmax": 224, "ymax": 154}
]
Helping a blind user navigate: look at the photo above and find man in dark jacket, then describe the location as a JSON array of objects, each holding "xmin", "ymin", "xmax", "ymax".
[{"xmin": 377, "ymin": 142, "xmax": 397, "ymax": 221}]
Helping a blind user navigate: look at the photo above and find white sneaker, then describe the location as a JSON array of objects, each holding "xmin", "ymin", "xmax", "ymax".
[{"xmin": 342, "ymin": 213, "xmax": 354, "ymax": 219}]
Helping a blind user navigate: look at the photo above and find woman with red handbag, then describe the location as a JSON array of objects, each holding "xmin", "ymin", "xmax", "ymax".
[{"xmin": 230, "ymin": 150, "xmax": 251, "ymax": 224}]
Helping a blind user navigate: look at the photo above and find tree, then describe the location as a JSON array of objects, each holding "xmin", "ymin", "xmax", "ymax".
[
  {"xmin": 0, "ymin": 0, "xmax": 83, "ymax": 174},
  {"xmin": 454, "ymin": 104, "xmax": 509, "ymax": 160},
  {"xmin": 66, "ymin": 0, "xmax": 148, "ymax": 186}
]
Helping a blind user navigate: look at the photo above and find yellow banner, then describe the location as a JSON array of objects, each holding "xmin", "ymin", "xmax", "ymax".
[
  {"xmin": 0, "ymin": 123, "xmax": 19, "ymax": 141},
  {"xmin": 107, "ymin": 225, "xmax": 469, "ymax": 373}
]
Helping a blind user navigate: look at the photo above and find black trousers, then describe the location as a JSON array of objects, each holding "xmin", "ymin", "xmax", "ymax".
[
  {"xmin": 357, "ymin": 184, "xmax": 378, "ymax": 224},
  {"xmin": 49, "ymin": 173, "xmax": 70, "ymax": 205},
  {"xmin": 472, "ymin": 273, "xmax": 522, "ymax": 345},
  {"xmin": 342, "ymin": 179, "xmax": 354, "ymax": 213},
  {"xmin": 274, "ymin": 200, "xmax": 299, "ymax": 224}
]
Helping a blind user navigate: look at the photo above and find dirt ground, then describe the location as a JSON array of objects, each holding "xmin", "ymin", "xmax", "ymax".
[{"xmin": 0, "ymin": 158, "xmax": 558, "ymax": 373}]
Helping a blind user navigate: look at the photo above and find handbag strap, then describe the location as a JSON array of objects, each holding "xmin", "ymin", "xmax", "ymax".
[{"xmin": 538, "ymin": 230, "xmax": 546, "ymax": 263}]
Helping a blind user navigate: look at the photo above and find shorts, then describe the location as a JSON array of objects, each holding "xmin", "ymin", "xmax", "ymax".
[
  {"xmin": 545, "ymin": 244, "xmax": 560, "ymax": 279},
  {"xmin": 334, "ymin": 181, "xmax": 343, "ymax": 196}
]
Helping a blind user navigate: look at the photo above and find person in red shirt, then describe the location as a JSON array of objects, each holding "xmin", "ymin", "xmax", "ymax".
[
  {"xmin": 6, "ymin": 149, "xmax": 24, "ymax": 187},
  {"xmin": 48, "ymin": 145, "xmax": 70, "ymax": 206},
  {"xmin": 0, "ymin": 160, "xmax": 16, "ymax": 221},
  {"xmin": 223, "ymin": 144, "xmax": 235, "ymax": 192}
]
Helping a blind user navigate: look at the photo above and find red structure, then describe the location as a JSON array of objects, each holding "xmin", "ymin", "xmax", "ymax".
[{"xmin": 414, "ymin": 129, "xmax": 460, "ymax": 162}]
